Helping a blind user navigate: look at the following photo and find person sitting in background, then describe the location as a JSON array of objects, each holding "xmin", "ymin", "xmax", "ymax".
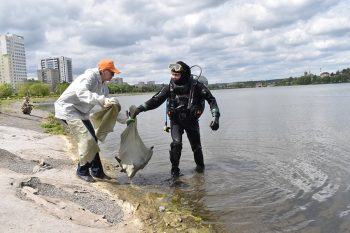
[{"xmin": 21, "ymin": 96, "xmax": 33, "ymax": 115}]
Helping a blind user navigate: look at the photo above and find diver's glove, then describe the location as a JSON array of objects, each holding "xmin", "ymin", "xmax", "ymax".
[
  {"xmin": 130, "ymin": 105, "xmax": 145, "ymax": 119},
  {"xmin": 210, "ymin": 116, "xmax": 219, "ymax": 131},
  {"xmin": 126, "ymin": 118, "xmax": 135, "ymax": 126}
]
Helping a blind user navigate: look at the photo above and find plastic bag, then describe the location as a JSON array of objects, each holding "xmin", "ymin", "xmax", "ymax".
[
  {"xmin": 116, "ymin": 105, "xmax": 153, "ymax": 178},
  {"xmin": 90, "ymin": 99, "xmax": 120, "ymax": 142}
]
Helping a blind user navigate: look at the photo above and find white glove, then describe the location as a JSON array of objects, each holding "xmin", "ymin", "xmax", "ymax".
[
  {"xmin": 103, "ymin": 98, "xmax": 113, "ymax": 108},
  {"xmin": 116, "ymin": 110, "xmax": 128, "ymax": 124}
]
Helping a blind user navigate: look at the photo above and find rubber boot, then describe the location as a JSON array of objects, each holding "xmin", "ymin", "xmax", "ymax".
[
  {"xmin": 194, "ymin": 148, "xmax": 205, "ymax": 173},
  {"xmin": 170, "ymin": 142, "xmax": 182, "ymax": 177}
]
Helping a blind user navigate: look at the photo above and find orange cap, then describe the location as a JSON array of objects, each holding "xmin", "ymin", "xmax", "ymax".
[{"xmin": 98, "ymin": 59, "xmax": 121, "ymax": 74}]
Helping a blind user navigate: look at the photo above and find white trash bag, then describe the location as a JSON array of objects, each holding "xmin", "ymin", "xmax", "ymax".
[{"xmin": 115, "ymin": 105, "xmax": 153, "ymax": 178}]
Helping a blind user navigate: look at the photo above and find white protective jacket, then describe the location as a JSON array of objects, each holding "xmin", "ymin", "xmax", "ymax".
[{"xmin": 55, "ymin": 68, "xmax": 108, "ymax": 120}]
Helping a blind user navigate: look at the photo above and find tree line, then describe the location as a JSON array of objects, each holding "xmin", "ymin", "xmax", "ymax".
[
  {"xmin": 0, "ymin": 80, "xmax": 163, "ymax": 99},
  {"xmin": 1, "ymin": 67, "xmax": 350, "ymax": 99},
  {"xmin": 208, "ymin": 67, "xmax": 350, "ymax": 89},
  {"xmin": 0, "ymin": 80, "xmax": 70, "ymax": 99}
]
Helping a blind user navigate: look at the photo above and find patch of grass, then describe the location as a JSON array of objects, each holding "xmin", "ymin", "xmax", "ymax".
[
  {"xmin": 41, "ymin": 113, "xmax": 67, "ymax": 135},
  {"xmin": 0, "ymin": 98, "xmax": 20, "ymax": 106}
]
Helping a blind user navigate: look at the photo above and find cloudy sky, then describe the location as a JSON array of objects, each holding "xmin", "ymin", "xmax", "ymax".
[{"xmin": 1, "ymin": 0, "xmax": 350, "ymax": 84}]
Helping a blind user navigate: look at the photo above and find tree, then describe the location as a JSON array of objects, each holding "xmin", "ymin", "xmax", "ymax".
[
  {"xmin": 55, "ymin": 82, "xmax": 70, "ymax": 95},
  {"xmin": 0, "ymin": 83, "xmax": 13, "ymax": 98},
  {"xmin": 17, "ymin": 82, "xmax": 31, "ymax": 97},
  {"xmin": 29, "ymin": 83, "xmax": 49, "ymax": 96}
]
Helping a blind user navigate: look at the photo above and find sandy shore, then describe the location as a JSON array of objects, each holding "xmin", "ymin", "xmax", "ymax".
[{"xmin": 0, "ymin": 102, "xmax": 143, "ymax": 233}]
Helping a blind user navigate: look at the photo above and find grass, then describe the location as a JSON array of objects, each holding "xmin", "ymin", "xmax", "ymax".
[{"xmin": 41, "ymin": 113, "xmax": 67, "ymax": 135}]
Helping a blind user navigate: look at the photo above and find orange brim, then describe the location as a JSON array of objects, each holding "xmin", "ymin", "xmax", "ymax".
[{"xmin": 111, "ymin": 68, "xmax": 121, "ymax": 74}]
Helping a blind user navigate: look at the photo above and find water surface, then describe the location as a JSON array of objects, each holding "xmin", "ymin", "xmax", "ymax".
[{"xmin": 90, "ymin": 84, "xmax": 350, "ymax": 232}]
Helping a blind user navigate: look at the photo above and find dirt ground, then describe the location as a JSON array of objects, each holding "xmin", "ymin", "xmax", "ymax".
[{"xmin": 0, "ymin": 102, "xmax": 144, "ymax": 233}]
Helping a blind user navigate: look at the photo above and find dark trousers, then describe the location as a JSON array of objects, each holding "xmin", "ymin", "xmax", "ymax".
[
  {"xmin": 170, "ymin": 118, "xmax": 204, "ymax": 170},
  {"xmin": 62, "ymin": 119, "xmax": 104, "ymax": 176}
]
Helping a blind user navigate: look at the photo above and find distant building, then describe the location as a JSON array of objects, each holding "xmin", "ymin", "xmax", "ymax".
[
  {"xmin": 136, "ymin": 81, "xmax": 145, "ymax": 87},
  {"xmin": 320, "ymin": 72, "xmax": 330, "ymax": 77},
  {"xmin": 0, "ymin": 33, "xmax": 27, "ymax": 89},
  {"xmin": 147, "ymin": 81, "xmax": 155, "ymax": 85},
  {"xmin": 40, "ymin": 56, "xmax": 73, "ymax": 83},
  {"xmin": 37, "ymin": 68, "xmax": 60, "ymax": 92},
  {"xmin": 255, "ymin": 82, "xmax": 263, "ymax": 88},
  {"xmin": 110, "ymin": 77, "xmax": 123, "ymax": 84}
]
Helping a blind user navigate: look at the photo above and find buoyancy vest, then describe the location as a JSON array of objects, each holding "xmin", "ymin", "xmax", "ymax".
[{"xmin": 167, "ymin": 77, "xmax": 205, "ymax": 120}]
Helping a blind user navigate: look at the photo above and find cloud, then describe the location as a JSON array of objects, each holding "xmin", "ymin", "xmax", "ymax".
[{"xmin": 1, "ymin": 0, "xmax": 350, "ymax": 83}]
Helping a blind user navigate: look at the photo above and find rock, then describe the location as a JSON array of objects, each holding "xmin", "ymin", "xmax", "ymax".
[
  {"xmin": 158, "ymin": 206, "xmax": 166, "ymax": 212},
  {"xmin": 135, "ymin": 203, "xmax": 140, "ymax": 211},
  {"xmin": 32, "ymin": 159, "xmax": 52, "ymax": 173}
]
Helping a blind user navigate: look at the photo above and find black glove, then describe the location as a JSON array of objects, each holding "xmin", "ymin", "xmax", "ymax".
[
  {"xmin": 130, "ymin": 106, "xmax": 142, "ymax": 119},
  {"xmin": 210, "ymin": 116, "xmax": 219, "ymax": 131}
]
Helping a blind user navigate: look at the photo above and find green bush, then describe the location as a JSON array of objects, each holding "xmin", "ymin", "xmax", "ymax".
[
  {"xmin": 55, "ymin": 82, "xmax": 70, "ymax": 95},
  {"xmin": 29, "ymin": 83, "xmax": 49, "ymax": 96},
  {"xmin": 0, "ymin": 83, "xmax": 13, "ymax": 98},
  {"xmin": 17, "ymin": 81, "xmax": 50, "ymax": 97},
  {"xmin": 41, "ymin": 113, "xmax": 67, "ymax": 135}
]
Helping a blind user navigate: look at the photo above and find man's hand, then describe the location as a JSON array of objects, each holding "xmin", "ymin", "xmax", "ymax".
[
  {"xmin": 103, "ymin": 98, "xmax": 113, "ymax": 108},
  {"xmin": 130, "ymin": 107, "xmax": 142, "ymax": 119},
  {"xmin": 210, "ymin": 116, "xmax": 219, "ymax": 131}
]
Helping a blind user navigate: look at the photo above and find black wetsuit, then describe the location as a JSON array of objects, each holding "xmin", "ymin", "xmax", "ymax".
[{"xmin": 139, "ymin": 76, "xmax": 220, "ymax": 175}]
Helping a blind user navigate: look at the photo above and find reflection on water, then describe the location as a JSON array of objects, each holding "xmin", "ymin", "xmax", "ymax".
[{"xmin": 57, "ymin": 84, "xmax": 350, "ymax": 232}]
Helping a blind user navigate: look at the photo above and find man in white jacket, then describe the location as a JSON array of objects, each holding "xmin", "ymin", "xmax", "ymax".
[{"xmin": 55, "ymin": 59, "xmax": 121, "ymax": 182}]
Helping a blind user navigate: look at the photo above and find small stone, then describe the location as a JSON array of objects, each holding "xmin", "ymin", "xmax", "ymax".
[
  {"xmin": 158, "ymin": 206, "xmax": 166, "ymax": 212},
  {"xmin": 135, "ymin": 203, "xmax": 140, "ymax": 210},
  {"xmin": 39, "ymin": 159, "xmax": 45, "ymax": 166}
]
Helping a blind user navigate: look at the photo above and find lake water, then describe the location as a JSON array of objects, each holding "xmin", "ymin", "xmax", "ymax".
[{"xmin": 74, "ymin": 84, "xmax": 350, "ymax": 232}]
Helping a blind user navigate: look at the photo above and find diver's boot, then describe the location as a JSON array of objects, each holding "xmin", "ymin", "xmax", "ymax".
[
  {"xmin": 194, "ymin": 148, "xmax": 205, "ymax": 173},
  {"xmin": 171, "ymin": 167, "xmax": 180, "ymax": 178},
  {"xmin": 169, "ymin": 142, "xmax": 182, "ymax": 178}
]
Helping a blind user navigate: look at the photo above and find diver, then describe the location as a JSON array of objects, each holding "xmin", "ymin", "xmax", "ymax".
[{"xmin": 130, "ymin": 61, "xmax": 220, "ymax": 178}]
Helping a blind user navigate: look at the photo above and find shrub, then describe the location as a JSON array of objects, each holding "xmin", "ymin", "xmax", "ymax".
[{"xmin": 41, "ymin": 113, "xmax": 67, "ymax": 135}]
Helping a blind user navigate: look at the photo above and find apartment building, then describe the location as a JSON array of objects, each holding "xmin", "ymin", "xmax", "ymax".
[
  {"xmin": 0, "ymin": 33, "xmax": 27, "ymax": 89},
  {"xmin": 40, "ymin": 56, "xmax": 73, "ymax": 83}
]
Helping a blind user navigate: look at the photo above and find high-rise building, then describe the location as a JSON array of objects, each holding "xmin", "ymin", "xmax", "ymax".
[
  {"xmin": 40, "ymin": 56, "xmax": 72, "ymax": 83},
  {"xmin": 37, "ymin": 68, "xmax": 60, "ymax": 92},
  {"xmin": 0, "ymin": 33, "xmax": 27, "ymax": 89}
]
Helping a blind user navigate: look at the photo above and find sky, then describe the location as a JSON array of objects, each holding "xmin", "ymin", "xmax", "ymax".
[{"xmin": 1, "ymin": 0, "xmax": 350, "ymax": 84}]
